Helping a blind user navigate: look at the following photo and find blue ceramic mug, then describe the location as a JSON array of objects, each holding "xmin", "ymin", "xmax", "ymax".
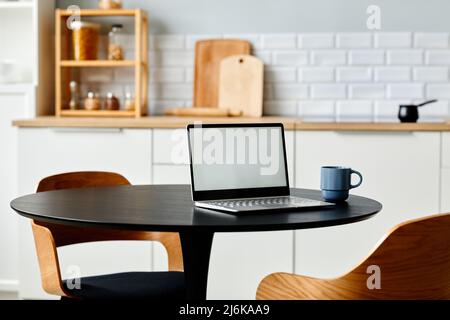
[{"xmin": 321, "ymin": 166, "xmax": 363, "ymax": 203}]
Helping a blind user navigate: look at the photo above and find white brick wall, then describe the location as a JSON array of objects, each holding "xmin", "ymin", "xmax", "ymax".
[
  {"xmin": 349, "ymin": 84, "xmax": 385, "ymax": 99},
  {"xmin": 349, "ymin": 50, "xmax": 384, "ymax": 65},
  {"xmin": 387, "ymin": 50, "xmax": 423, "ymax": 65},
  {"xmin": 388, "ymin": 84, "xmax": 424, "ymax": 99},
  {"xmin": 80, "ymin": 32, "xmax": 450, "ymax": 122},
  {"xmin": 337, "ymin": 67, "xmax": 372, "ymax": 82},
  {"xmin": 299, "ymin": 68, "xmax": 334, "ymax": 82},
  {"xmin": 337, "ymin": 33, "xmax": 372, "ymax": 49},
  {"xmin": 311, "ymin": 84, "xmax": 346, "ymax": 99},
  {"xmin": 414, "ymin": 33, "xmax": 449, "ymax": 49},
  {"xmin": 273, "ymin": 51, "xmax": 308, "ymax": 66},
  {"xmin": 374, "ymin": 67, "xmax": 411, "ymax": 82},
  {"xmin": 336, "ymin": 101, "xmax": 373, "ymax": 122},
  {"xmin": 298, "ymin": 33, "xmax": 334, "ymax": 49},
  {"xmin": 414, "ymin": 67, "xmax": 448, "ymax": 82},
  {"xmin": 374, "ymin": 33, "xmax": 412, "ymax": 48},
  {"xmin": 298, "ymin": 101, "xmax": 335, "ymax": 122},
  {"xmin": 311, "ymin": 50, "xmax": 346, "ymax": 66},
  {"xmin": 261, "ymin": 34, "xmax": 297, "ymax": 49}
]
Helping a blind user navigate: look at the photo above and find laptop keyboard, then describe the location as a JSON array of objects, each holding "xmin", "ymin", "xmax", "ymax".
[{"xmin": 205, "ymin": 196, "xmax": 321, "ymax": 209}]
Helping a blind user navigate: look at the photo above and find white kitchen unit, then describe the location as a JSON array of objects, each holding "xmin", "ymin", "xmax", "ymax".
[
  {"xmin": 294, "ymin": 131, "xmax": 440, "ymax": 278},
  {"xmin": 151, "ymin": 129, "xmax": 296, "ymax": 300},
  {"xmin": 0, "ymin": 0, "xmax": 54, "ymax": 293},
  {"xmin": 152, "ymin": 129, "xmax": 190, "ymax": 185},
  {"xmin": 17, "ymin": 128, "xmax": 153, "ymax": 299},
  {"xmin": 0, "ymin": 0, "xmax": 54, "ymax": 115},
  {"xmin": 0, "ymin": 85, "xmax": 35, "ymax": 292},
  {"xmin": 14, "ymin": 125, "xmax": 448, "ymax": 300},
  {"xmin": 440, "ymin": 133, "xmax": 450, "ymax": 212}
]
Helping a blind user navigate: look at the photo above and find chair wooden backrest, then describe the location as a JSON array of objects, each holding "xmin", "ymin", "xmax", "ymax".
[
  {"xmin": 32, "ymin": 172, "xmax": 183, "ymax": 298},
  {"xmin": 257, "ymin": 213, "xmax": 450, "ymax": 300},
  {"xmin": 194, "ymin": 39, "xmax": 251, "ymax": 108}
]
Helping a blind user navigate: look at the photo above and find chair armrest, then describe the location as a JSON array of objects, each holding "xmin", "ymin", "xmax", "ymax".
[
  {"xmin": 256, "ymin": 272, "xmax": 347, "ymax": 300},
  {"xmin": 31, "ymin": 221, "xmax": 71, "ymax": 298}
]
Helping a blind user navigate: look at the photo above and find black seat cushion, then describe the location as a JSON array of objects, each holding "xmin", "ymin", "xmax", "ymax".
[{"xmin": 63, "ymin": 272, "xmax": 185, "ymax": 300}]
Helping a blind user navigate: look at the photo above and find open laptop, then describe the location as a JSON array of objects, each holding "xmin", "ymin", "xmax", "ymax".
[{"xmin": 187, "ymin": 123, "xmax": 333, "ymax": 214}]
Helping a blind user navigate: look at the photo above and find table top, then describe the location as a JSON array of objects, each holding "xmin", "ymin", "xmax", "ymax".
[{"xmin": 11, "ymin": 185, "xmax": 382, "ymax": 233}]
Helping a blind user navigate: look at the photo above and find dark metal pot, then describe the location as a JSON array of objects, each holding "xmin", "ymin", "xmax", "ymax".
[{"xmin": 398, "ymin": 100, "xmax": 438, "ymax": 123}]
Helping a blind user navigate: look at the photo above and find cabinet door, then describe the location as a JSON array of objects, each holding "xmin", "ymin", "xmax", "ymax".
[
  {"xmin": 441, "ymin": 133, "xmax": 450, "ymax": 212},
  {"xmin": 0, "ymin": 92, "xmax": 32, "ymax": 292},
  {"xmin": 441, "ymin": 169, "xmax": 450, "ymax": 212},
  {"xmin": 295, "ymin": 131, "xmax": 440, "ymax": 278},
  {"xmin": 17, "ymin": 128, "xmax": 152, "ymax": 299}
]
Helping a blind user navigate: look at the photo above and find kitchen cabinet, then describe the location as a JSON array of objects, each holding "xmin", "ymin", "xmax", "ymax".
[
  {"xmin": 441, "ymin": 169, "xmax": 450, "ymax": 212},
  {"xmin": 295, "ymin": 131, "xmax": 440, "ymax": 278},
  {"xmin": 151, "ymin": 129, "xmax": 296, "ymax": 300},
  {"xmin": 152, "ymin": 129, "xmax": 190, "ymax": 185},
  {"xmin": 14, "ymin": 126, "xmax": 446, "ymax": 300},
  {"xmin": 0, "ymin": 88, "xmax": 35, "ymax": 292},
  {"xmin": 440, "ymin": 133, "xmax": 450, "ymax": 212},
  {"xmin": 17, "ymin": 128, "xmax": 153, "ymax": 299}
]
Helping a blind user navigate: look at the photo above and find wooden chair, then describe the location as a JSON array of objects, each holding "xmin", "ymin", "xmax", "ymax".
[
  {"xmin": 32, "ymin": 172, "xmax": 184, "ymax": 300},
  {"xmin": 256, "ymin": 213, "xmax": 450, "ymax": 300}
]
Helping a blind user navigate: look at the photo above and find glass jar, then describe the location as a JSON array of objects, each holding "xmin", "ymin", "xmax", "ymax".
[
  {"xmin": 108, "ymin": 24, "xmax": 125, "ymax": 61},
  {"xmin": 124, "ymin": 89, "xmax": 135, "ymax": 111},
  {"xmin": 105, "ymin": 92, "xmax": 120, "ymax": 111},
  {"xmin": 99, "ymin": 0, "xmax": 123, "ymax": 10},
  {"xmin": 69, "ymin": 81, "xmax": 79, "ymax": 110},
  {"xmin": 72, "ymin": 21, "xmax": 100, "ymax": 61},
  {"xmin": 84, "ymin": 92, "xmax": 101, "ymax": 111}
]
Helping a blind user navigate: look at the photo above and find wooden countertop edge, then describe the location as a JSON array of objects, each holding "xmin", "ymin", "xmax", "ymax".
[
  {"xmin": 12, "ymin": 117, "xmax": 298, "ymax": 130},
  {"xmin": 12, "ymin": 117, "xmax": 450, "ymax": 131}
]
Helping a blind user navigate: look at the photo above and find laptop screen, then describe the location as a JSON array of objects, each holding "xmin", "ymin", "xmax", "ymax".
[{"xmin": 188, "ymin": 124, "xmax": 290, "ymax": 201}]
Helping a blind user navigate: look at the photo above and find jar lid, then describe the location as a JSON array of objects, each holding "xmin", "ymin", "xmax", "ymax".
[
  {"xmin": 112, "ymin": 24, "xmax": 123, "ymax": 29},
  {"xmin": 107, "ymin": 92, "xmax": 114, "ymax": 98},
  {"xmin": 70, "ymin": 21, "xmax": 101, "ymax": 30},
  {"xmin": 87, "ymin": 92, "xmax": 95, "ymax": 98}
]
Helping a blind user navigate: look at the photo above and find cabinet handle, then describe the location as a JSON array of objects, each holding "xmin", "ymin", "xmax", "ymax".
[{"xmin": 51, "ymin": 128, "xmax": 123, "ymax": 134}]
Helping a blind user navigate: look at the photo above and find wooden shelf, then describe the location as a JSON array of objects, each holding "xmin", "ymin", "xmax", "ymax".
[
  {"xmin": 58, "ymin": 9, "xmax": 142, "ymax": 17},
  {"xmin": 55, "ymin": 8, "xmax": 148, "ymax": 118},
  {"xmin": 60, "ymin": 60, "xmax": 136, "ymax": 68},
  {"xmin": 60, "ymin": 110, "xmax": 138, "ymax": 118}
]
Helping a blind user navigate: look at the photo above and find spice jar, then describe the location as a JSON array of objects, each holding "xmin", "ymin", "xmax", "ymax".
[
  {"xmin": 104, "ymin": 92, "xmax": 120, "ymax": 111},
  {"xmin": 84, "ymin": 92, "xmax": 101, "ymax": 111},
  {"xmin": 69, "ymin": 81, "xmax": 79, "ymax": 110},
  {"xmin": 99, "ymin": 0, "xmax": 122, "ymax": 9},
  {"xmin": 108, "ymin": 24, "xmax": 125, "ymax": 61},
  {"xmin": 72, "ymin": 21, "xmax": 100, "ymax": 61},
  {"xmin": 124, "ymin": 91, "xmax": 135, "ymax": 111}
]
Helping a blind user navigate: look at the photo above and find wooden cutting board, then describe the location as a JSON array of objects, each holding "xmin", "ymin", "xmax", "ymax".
[
  {"xmin": 194, "ymin": 40, "xmax": 251, "ymax": 108},
  {"xmin": 165, "ymin": 107, "xmax": 242, "ymax": 117},
  {"xmin": 218, "ymin": 55, "xmax": 264, "ymax": 117}
]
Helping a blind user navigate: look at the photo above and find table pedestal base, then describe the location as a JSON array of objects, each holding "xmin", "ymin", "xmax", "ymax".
[{"xmin": 180, "ymin": 231, "xmax": 215, "ymax": 300}]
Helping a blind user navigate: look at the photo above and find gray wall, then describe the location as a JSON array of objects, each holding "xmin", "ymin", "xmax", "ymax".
[{"xmin": 57, "ymin": 0, "xmax": 450, "ymax": 34}]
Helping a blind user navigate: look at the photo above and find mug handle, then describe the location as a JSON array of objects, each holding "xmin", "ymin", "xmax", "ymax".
[{"xmin": 350, "ymin": 170, "xmax": 363, "ymax": 189}]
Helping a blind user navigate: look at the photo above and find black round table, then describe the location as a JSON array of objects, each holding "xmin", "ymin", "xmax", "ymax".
[{"xmin": 11, "ymin": 185, "xmax": 382, "ymax": 300}]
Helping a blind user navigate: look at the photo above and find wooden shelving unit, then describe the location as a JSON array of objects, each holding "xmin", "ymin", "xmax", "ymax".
[{"xmin": 55, "ymin": 9, "xmax": 148, "ymax": 118}]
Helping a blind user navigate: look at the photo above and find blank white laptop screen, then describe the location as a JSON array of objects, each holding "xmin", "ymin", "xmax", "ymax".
[{"xmin": 188, "ymin": 126, "xmax": 288, "ymax": 191}]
